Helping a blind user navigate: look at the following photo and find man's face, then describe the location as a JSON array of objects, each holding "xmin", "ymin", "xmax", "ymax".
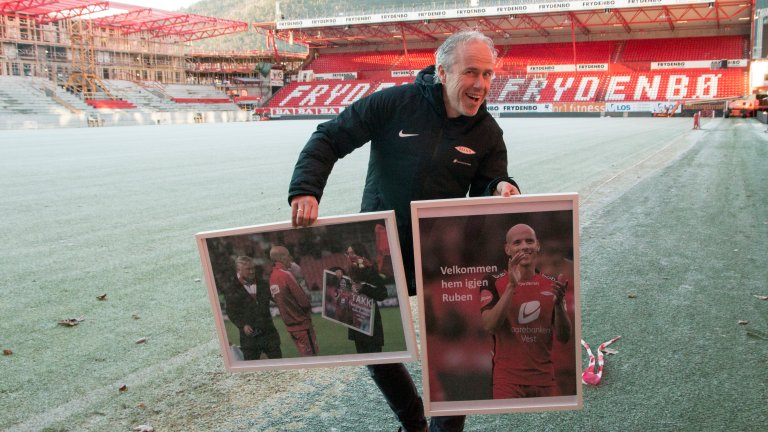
[
  {"xmin": 438, "ymin": 40, "xmax": 495, "ymax": 118},
  {"xmin": 504, "ymin": 225, "xmax": 539, "ymax": 265},
  {"xmin": 238, "ymin": 263, "xmax": 256, "ymax": 284},
  {"xmin": 278, "ymin": 251, "xmax": 292, "ymax": 267}
]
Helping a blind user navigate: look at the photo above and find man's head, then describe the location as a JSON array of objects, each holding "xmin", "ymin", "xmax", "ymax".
[
  {"xmin": 235, "ymin": 256, "xmax": 257, "ymax": 283},
  {"xmin": 504, "ymin": 224, "xmax": 540, "ymax": 266},
  {"xmin": 435, "ymin": 30, "xmax": 497, "ymax": 118},
  {"xmin": 269, "ymin": 245, "xmax": 292, "ymax": 267}
]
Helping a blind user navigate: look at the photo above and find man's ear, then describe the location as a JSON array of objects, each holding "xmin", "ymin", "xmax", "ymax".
[{"xmin": 437, "ymin": 64, "xmax": 447, "ymax": 82}]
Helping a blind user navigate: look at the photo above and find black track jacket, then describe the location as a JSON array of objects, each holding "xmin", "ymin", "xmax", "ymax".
[{"xmin": 289, "ymin": 65, "xmax": 517, "ymax": 294}]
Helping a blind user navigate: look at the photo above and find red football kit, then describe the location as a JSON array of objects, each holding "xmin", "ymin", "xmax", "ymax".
[
  {"xmin": 269, "ymin": 262, "xmax": 318, "ymax": 356},
  {"xmin": 480, "ymin": 272, "xmax": 559, "ymax": 398}
]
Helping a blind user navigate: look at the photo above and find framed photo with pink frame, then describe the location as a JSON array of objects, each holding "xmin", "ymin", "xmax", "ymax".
[
  {"xmin": 196, "ymin": 210, "xmax": 418, "ymax": 372},
  {"xmin": 411, "ymin": 193, "xmax": 582, "ymax": 415}
]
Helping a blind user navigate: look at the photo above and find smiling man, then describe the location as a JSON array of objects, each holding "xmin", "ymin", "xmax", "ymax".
[
  {"xmin": 480, "ymin": 224, "xmax": 572, "ymax": 399},
  {"xmin": 287, "ymin": 31, "xmax": 519, "ymax": 432}
]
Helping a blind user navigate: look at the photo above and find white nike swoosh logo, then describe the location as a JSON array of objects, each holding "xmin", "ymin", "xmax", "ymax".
[{"xmin": 399, "ymin": 130, "xmax": 419, "ymax": 137}]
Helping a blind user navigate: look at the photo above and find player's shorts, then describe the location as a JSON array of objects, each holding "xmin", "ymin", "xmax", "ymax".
[{"xmin": 493, "ymin": 382, "xmax": 555, "ymax": 399}]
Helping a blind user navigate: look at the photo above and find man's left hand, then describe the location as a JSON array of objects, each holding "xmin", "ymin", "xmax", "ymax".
[
  {"xmin": 553, "ymin": 274, "xmax": 568, "ymax": 306},
  {"xmin": 494, "ymin": 181, "xmax": 521, "ymax": 197}
]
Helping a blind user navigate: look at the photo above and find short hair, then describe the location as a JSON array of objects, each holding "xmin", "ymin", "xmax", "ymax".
[
  {"xmin": 235, "ymin": 256, "xmax": 254, "ymax": 268},
  {"xmin": 434, "ymin": 30, "xmax": 497, "ymax": 83}
]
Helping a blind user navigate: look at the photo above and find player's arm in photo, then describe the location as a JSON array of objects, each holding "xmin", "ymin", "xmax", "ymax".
[
  {"xmin": 479, "ymin": 253, "xmax": 522, "ymax": 334},
  {"xmin": 551, "ymin": 276, "xmax": 571, "ymax": 343}
]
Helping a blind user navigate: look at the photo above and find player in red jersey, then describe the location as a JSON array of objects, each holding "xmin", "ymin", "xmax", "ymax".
[
  {"xmin": 269, "ymin": 246, "xmax": 318, "ymax": 356},
  {"xmin": 479, "ymin": 224, "xmax": 571, "ymax": 399}
]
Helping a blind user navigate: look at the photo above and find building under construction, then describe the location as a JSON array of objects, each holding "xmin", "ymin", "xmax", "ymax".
[{"xmin": 0, "ymin": 1, "xmax": 260, "ymax": 97}]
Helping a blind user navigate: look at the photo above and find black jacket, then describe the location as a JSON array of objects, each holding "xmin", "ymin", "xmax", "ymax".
[{"xmin": 290, "ymin": 66, "xmax": 516, "ymax": 294}]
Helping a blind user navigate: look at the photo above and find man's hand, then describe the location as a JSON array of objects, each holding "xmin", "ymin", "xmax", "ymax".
[
  {"xmin": 553, "ymin": 274, "xmax": 568, "ymax": 307},
  {"xmin": 494, "ymin": 181, "xmax": 521, "ymax": 197},
  {"xmin": 506, "ymin": 251, "xmax": 524, "ymax": 290},
  {"xmin": 243, "ymin": 325, "xmax": 254, "ymax": 336},
  {"xmin": 291, "ymin": 195, "xmax": 319, "ymax": 227}
]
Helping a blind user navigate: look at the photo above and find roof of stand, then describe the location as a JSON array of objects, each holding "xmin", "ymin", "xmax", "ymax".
[
  {"xmin": 0, "ymin": 0, "xmax": 249, "ymax": 41},
  {"xmin": 252, "ymin": 0, "xmax": 754, "ymax": 49}
]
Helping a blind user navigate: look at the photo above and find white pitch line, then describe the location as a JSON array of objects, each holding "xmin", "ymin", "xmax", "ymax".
[
  {"xmin": 10, "ymin": 339, "xmax": 218, "ymax": 431},
  {"xmin": 580, "ymin": 125, "xmax": 705, "ymax": 209}
]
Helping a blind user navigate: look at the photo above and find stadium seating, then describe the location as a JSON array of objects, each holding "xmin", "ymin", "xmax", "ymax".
[
  {"xmin": 0, "ymin": 76, "xmax": 73, "ymax": 116},
  {"xmin": 265, "ymin": 35, "xmax": 749, "ymax": 115},
  {"xmin": 270, "ymin": 78, "xmax": 411, "ymax": 110},
  {"xmin": 620, "ymin": 36, "xmax": 746, "ymax": 62},
  {"xmin": 392, "ymin": 49, "xmax": 435, "ymax": 70},
  {"xmin": 309, "ymin": 51, "xmax": 403, "ymax": 73}
]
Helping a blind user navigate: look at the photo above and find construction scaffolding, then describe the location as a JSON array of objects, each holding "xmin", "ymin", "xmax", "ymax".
[{"xmin": 0, "ymin": 1, "xmax": 251, "ymax": 99}]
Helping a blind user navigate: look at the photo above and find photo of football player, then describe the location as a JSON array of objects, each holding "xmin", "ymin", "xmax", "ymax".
[{"xmin": 479, "ymin": 224, "xmax": 572, "ymax": 399}]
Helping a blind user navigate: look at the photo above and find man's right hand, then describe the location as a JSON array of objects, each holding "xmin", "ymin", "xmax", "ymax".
[
  {"xmin": 291, "ymin": 195, "xmax": 319, "ymax": 227},
  {"xmin": 506, "ymin": 251, "xmax": 524, "ymax": 289},
  {"xmin": 243, "ymin": 325, "xmax": 254, "ymax": 336}
]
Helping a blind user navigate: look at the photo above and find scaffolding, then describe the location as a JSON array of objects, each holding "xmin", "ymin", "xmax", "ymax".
[{"xmin": 0, "ymin": 1, "xmax": 250, "ymax": 99}]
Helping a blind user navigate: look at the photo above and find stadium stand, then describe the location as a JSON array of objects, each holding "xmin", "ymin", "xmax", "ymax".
[
  {"xmin": 0, "ymin": 75, "xmax": 249, "ymax": 128},
  {"xmin": 264, "ymin": 35, "xmax": 749, "ymax": 115},
  {"xmin": 619, "ymin": 36, "xmax": 746, "ymax": 63},
  {"xmin": 309, "ymin": 51, "xmax": 403, "ymax": 74}
]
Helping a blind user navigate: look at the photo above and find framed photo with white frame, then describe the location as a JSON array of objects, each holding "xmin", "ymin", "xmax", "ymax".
[
  {"xmin": 411, "ymin": 193, "xmax": 582, "ymax": 416},
  {"xmin": 196, "ymin": 210, "xmax": 418, "ymax": 372}
]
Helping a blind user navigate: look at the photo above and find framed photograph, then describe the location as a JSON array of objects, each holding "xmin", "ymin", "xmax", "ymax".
[
  {"xmin": 411, "ymin": 193, "xmax": 582, "ymax": 415},
  {"xmin": 321, "ymin": 270, "xmax": 377, "ymax": 336},
  {"xmin": 195, "ymin": 211, "xmax": 418, "ymax": 372}
]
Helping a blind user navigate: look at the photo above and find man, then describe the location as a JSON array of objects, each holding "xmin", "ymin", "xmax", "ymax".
[
  {"xmin": 221, "ymin": 256, "xmax": 282, "ymax": 360},
  {"xmin": 479, "ymin": 224, "xmax": 572, "ymax": 399},
  {"xmin": 345, "ymin": 244, "xmax": 388, "ymax": 354},
  {"xmin": 289, "ymin": 31, "xmax": 519, "ymax": 432},
  {"xmin": 268, "ymin": 245, "xmax": 318, "ymax": 356}
]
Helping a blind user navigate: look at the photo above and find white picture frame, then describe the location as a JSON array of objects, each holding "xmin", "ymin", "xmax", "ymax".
[
  {"xmin": 411, "ymin": 194, "xmax": 582, "ymax": 415},
  {"xmin": 196, "ymin": 211, "xmax": 418, "ymax": 372}
]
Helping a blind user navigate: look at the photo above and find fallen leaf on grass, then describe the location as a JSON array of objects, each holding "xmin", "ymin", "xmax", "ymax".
[
  {"xmin": 3, "ymin": 349, "xmax": 12, "ymax": 356},
  {"xmin": 131, "ymin": 313, "xmax": 141, "ymax": 320},
  {"xmin": 600, "ymin": 347, "xmax": 619, "ymax": 355},
  {"xmin": 58, "ymin": 317, "xmax": 85, "ymax": 327},
  {"xmin": 753, "ymin": 294, "xmax": 768, "ymax": 301},
  {"xmin": 96, "ymin": 293, "xmax": 107, "ymax": 301},
  {"xmin": 738, "ymin": 320, "xmax": 749, "ymax": 325},
  {"xmin": 194, "ymin": 278, "xmax": 201, "ymax": 282},
  {"xmin": 628, "ymin": 292, "xmax": 637, "ymax": 299},
  {"xmin": 136, "ymin": 403, "xmax": 146, "ymax": 410},
  {"xmin": 119, "ymin": 384, "xmax": 128, "ymax": 392},
  {"xmin": 133, "ymin": 425, "xmax": 154, "ymax": 432},
  {"xmin": 135, "ymin": 337, "xmax": 147, "ymax": 344}
]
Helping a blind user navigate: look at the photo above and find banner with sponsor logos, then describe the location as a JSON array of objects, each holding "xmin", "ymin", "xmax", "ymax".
[
  {"xmin": 487, "ymin": 103, "xmax": 554, "ymax": 113},
  {"xmin": 314, "ymin": 72, "xmax": 359, "ymax": 80},
  {"xmin": 277, "ymin": 0, "xmax": 708, "ymax": 29},
  {"xmin": 606, "ymin": 101, "xmax": 681, "ymax": 112},
  {"xmin": 651, "ymin": 60, "xmax": 748, "ymax": 69},
  {"xmin": 528, "ymin": 64, "xmax": 576, "ymax": 73}
]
